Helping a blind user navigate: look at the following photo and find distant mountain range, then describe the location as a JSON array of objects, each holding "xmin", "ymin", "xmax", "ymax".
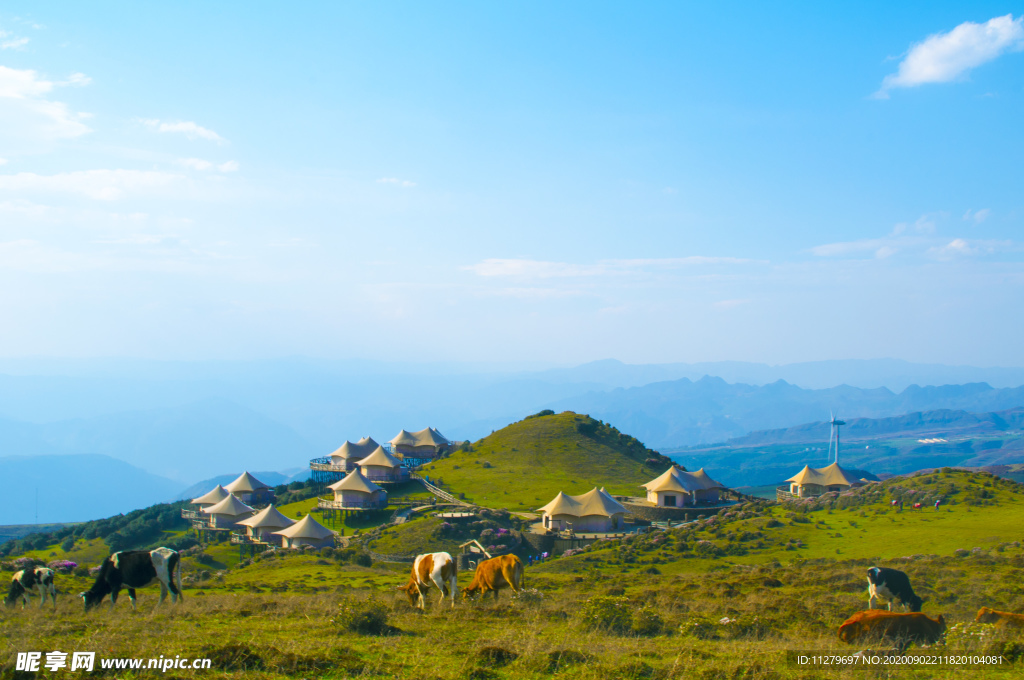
[
  {"xmin": 557, "ymin": 377, "xmax": 1024, "ymax": 449},
  {"xmin": 0, "ymin": 454, "xmax": 182, "ymax": 524},
  {"xmin": 670, "ymin": 407, "xmax": 1024, "ymax": 488},
  {"xmin": 1, "ymin": 357, "xmax": 1024, "ymax": 521}
]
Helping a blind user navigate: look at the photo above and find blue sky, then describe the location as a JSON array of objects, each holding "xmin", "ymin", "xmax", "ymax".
[{"xmin": 1, "ymin": 2, "xmax": 1022, "ymax": 366}]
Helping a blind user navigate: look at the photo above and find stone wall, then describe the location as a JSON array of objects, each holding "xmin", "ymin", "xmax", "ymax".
[{"xmin": 624, "ymin": 502, "xmax": 712, "ymax": 522}]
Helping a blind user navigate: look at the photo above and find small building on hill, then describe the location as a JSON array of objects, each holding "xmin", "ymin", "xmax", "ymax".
[
  {"xmin": 235, "ymin": 504, "xmax": 295, "ymax": 543},
  {"xmin": 272, "ymin": 514, "xmax": 335, "ymax": 549},
  {"xmin": 357, "ymin": 445, "xmax": 410, "ymax": 483},
  {"xmin": 325, "ymin": 468, "xmax": 387, "ymax": 509},
  {"xmin": 389, "ymin": 427, "xmax": 450, "ymax": 466},
  {"xmin": 779, "ymin": 461, "xmax": 860, "ymax": 500},
  {"xmin": 642, "ymin": 466, "xmax": 726, "ymax": 507},
  {"xmin": 225, "ymin": 471, "xmax": 274, "ymax": 505},
  {"xmin": 201, "ymin": 494, "xmax": 256, "ymax": 529},
  {"xmin": 538, "ymin": 487, "xmax": 626, "ymax": 533}
]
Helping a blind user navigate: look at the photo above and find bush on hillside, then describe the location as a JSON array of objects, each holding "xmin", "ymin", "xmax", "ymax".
[{"xmin": 334, "ymin": 598, "xmax": 392, "ymax": 635}]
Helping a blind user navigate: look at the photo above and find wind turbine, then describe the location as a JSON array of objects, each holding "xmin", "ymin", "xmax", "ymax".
[{"xmin": 829, "ymin": 412, "xmax": 846, "ymax": 465}]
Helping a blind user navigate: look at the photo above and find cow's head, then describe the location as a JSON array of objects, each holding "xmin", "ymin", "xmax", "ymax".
[
  {"xmin": 81, "ymin": 590, "xmax": 104, "ymax": 612},
  {"xmin": 396, "ymin": 581, "xmax": 419, "ymax": 608},
  {"xmin": 461, "ymin": 583, "xmax": 480, "ymax": 600},
  {"xmin": 976, "ymin": 607, "xmax": 999, "ymax": 623}
]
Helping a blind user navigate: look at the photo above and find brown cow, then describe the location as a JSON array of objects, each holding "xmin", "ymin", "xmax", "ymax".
[
  {"xmin": 397, "ymin": 552, "xmax": 457, "ymax": 610},
  {"xmin": 976, "ymin": 607, "xmax": 1024, "ymax": 629},
  {"xmin": 463, "ymin": 555, "xmax": 524, "ymax": 601},
  {"xmin": 838, "ymin": 610, "xmax": 946, "ymax": 652}
]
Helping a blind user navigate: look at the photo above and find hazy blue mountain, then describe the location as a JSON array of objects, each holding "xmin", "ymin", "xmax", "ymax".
[
  {"xmin": 0, "ymin": 454, "xmax": 181, "ymax": 524},
  {"xmin": 174, "ymin": 470, "xmax": 292, "ymax": 501},
  {"xmin": 726, "ymin": 407, "xmax": 1024, "ymax": 446},
  {"xmin": 551, "ymin": 377, "xmax": 1024, "ymax": 449},
  {"xmin": 670, "ymin": 407, "xmax": 1024, "ymax": 488},
  {"xmin": 0, "ymin": 399, "xmax": 319, "ymax": 483}
]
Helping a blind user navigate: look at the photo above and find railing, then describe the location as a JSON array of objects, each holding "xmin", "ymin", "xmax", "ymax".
[
  {"xmin": 181, "ymin": 509, "xmax": 204, "ymax": 520},
  {"xmin": 318, "ymin": 498, "xmax": 387, "ymax": 510},
  {"xmin": 776, "ymin": 486, "xmax": 798, "ymax": 501},
  {"xmin": 310, "ymin": 462, "xmax": 347, "ymax": 473},
  {"xmin": 364, "ymin": 472, "xmax": 410, "ymax": 483},
  {"xmin": 409, "ymin": 472, "xmax": 467, "ymax": 505}
]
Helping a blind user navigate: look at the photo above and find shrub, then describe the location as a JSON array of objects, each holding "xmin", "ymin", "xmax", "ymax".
[
  {"xmin": 477, "ymin": 646, "xmax": 518, "ymax": 667},
  {"xmin": 579, "ymin": 596, "xmax": 631, "ymax": 633},
  {"xmin": 334, "ymin": 600, "xmax": 391, "ymax": 635},
  {"xmin": 694, "ymin": 540, "xmax": 724, "ymax": 558},
  {"xmin": 631, "ymin": 606, "xmax": 663, "ymax": 636},
  {"xmin": 60, "ymin": 537, "xmax": 76, "ymax": 552}
]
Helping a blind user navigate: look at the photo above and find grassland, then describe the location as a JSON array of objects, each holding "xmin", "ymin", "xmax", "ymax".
[
  {"xmin": 4, "ymin": 468, "xmax": 1024, "ymax": 679},
  {"xmin": 424, "ymin": 411, "xmax": 672, "ymax": 510}
]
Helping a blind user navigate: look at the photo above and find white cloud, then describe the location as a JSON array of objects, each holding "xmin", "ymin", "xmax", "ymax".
[
  {"xmin": 59, "ymin": 72, "xmax": 92, "ymax": 87},
  {"xmin": 176, "ymin": 158, "xmax": 239, "ymax": 173},
  {"xmin": 465, "ymin": 256, "xmax": 762, "ymax": 278},
  {"xmin": 0, "ymin": 65, "xmax": 91, "ymax": 140},
  {"xmin": 963, "ymin": 208, "xmax": 991, "ymax": 224},
  {"xmin": 714, "ymin": 299, "xmax": 751, "ymax": 309},
  {"xmin": 1, "ymin": 36, "xmax": 29, "ymax": 50},
  {"xmin": 142, "ymin": 118, "xmax": 225, "ymax": 143},
  {"xmin": 877, "ymin": 14, "xmax": 1024, "ymax": 97},
  {"xmin": 0, "ymin": 158, "xmax": 7, "ymax": 165},
  {"xmin": 376, "ymin": 177, "xmax": 416, "ymax": 187},
  {"xmin": 0, "ymin": 169, "xmax": 185, "ymax": 201}
]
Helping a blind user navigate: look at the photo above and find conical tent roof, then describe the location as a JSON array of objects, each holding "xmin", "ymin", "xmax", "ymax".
[
  {"xmin": 786, "ymin": 462, "xmax": 856, "ymax": 487},
  {"xmin": 329, "ymin": 437, "xmax": 380, "ymax": 461},
  {"xmin": 328, "ymin": 468, "xmax": 383, "ymax": 494},
  {"xmin": 272, "ymin": 514, "xmax": 335, "ymax": 540},
  {"xmin": 575, "ymin": 488, "xmax": 627, "ymax": 517},
  {"xmin": 538, "ymin": 488, "xmax": 625, "ymax": 518},
  {"xmin": 538, "ymin": 491, "xmax": 581, "ymax": 516},
  {"xmin": 643, "ymin": 466, "xmax": 702, "ymax": 493},
  {"xmin": 202, "ymin": 494, "xmax": 255, "ymax": 517},
  {"xmin": 225, "ymin": 471, "xmax": 270, "ymax": 494},
  {"xmin": 192, "ymin": 484, "xmax": 230, "ymax": 505},
  {"xmin": 690, "ymin": 468, "xmax": 725, "ymax": 489},
  {"xmin": 357, "ymin": 445, "xmax": 403, "ymax": 469},
  {"xmin": 237, "ymin": 504, "xmax": 295, "ymax": 529},
  {"xmin": 389, "ymin": 427, "xmax": 449, "ymax": 448}
]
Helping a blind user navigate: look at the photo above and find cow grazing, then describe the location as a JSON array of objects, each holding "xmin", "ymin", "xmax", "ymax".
[
  {"xmin": 5, "ymin": 568, "xmax": 57, "ymax": 610},
  {"xmin": 976, "ymin": 607, "xmax": 1024, "ymax": 629},
  {"xmin": 463, "ymin": 555, "xmax": 524, "ymax": 601},
  {"xmin": 867, "ymin": 567, "xmax": 923, "ymax": 612},
  {"xmin": 838, "ymin": 610, "xmax": 946, "ymax": 652},
  {"xmin": 81, "ymin": 547, "xmax": 182, "ymax": 612},
  {"xmin": 398, "ymin": 552, "xmax": 457, "ymax": 610}
]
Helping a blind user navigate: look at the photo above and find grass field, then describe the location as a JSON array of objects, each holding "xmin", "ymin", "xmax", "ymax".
[
  {"xmin": 4, "ymin": 470, "xmax": 1024, "ymax": 678},
  {"xmin": 424, "ymin": 411, "xmax": 671, "ymax": 510}
]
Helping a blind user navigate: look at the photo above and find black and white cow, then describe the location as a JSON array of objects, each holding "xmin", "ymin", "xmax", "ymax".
[
  {"xmin": 81, "ymin": 547, "xmax": 183, "ymax": 612},
  {"xmin": 5, "ymin": 567, "xmax": 57, "ymax": 610},
  {"xmin": 867, "ymin": 566, "xmax": 923, "ymax": 612}
]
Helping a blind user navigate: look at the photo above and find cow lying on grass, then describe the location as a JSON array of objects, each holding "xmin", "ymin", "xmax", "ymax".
[
  {"xmin": 5, "ymin": 568, "xmax": 57, "ymax": 610},
  {"xmin": 838, "ymin": 610, "xmax": 945, "ymax": 653},
  {"xmin": 399, "ymin": 552, "xmax": 457, "ymax": 610},
  {"xmin": 81, "ymin": 547, "xmax": 182, "ymax": 612},
  {"xmin": 463, "ymin": 555, "xmax": 523, "ymax": 601},
  {"xmin": 976, "ymin": 607, "xmax": 1024, "ymax": 629}
]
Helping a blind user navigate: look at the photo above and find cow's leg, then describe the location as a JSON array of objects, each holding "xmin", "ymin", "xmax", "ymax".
[
  {"xmin": 39, "ymin": 589, "xmax": 46, "ymax": 609},
  {"xmin": 868, "ymin": 594, "xmax": 877, "ymax": 609},
  {"xmin": 415, "ymin": 584, "xmax": 426, "ymax": 610},
  {"xmin": 109, "ymin": 588, "xmax": 119, "ymax": 611},
  {"xmin": 430, "ymin": 574, "xmax": 448, "ymax": 608},
  {"xmin": 502, "ymin": 565, "xmax": 521, "ymax": 593},
  {"xmin": 158, "ymin": 582, "xmax": 168, "ymax": 606},
  {"xmin": 127, "ymin": 588, "xmax": 138, "ymax": 611},
  {"xmin": 168, "ymin": 570, "xmax": 182, "ymax": 604}
]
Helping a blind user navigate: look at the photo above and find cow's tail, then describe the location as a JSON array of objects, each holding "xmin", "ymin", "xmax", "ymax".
[{"xmin": 168, "ymin": 551, "xmax": 183, "ymax": 603}]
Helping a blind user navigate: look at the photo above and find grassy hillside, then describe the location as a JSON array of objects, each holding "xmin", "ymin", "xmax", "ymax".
[{"xmin": 423, "ymin": 411, "xmax": 674, "ymax": 510}]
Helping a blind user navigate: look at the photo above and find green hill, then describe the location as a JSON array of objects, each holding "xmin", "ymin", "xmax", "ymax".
[{"xmin": 422, "ymin": 411, "xmax": 674, "ymax": 510}]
